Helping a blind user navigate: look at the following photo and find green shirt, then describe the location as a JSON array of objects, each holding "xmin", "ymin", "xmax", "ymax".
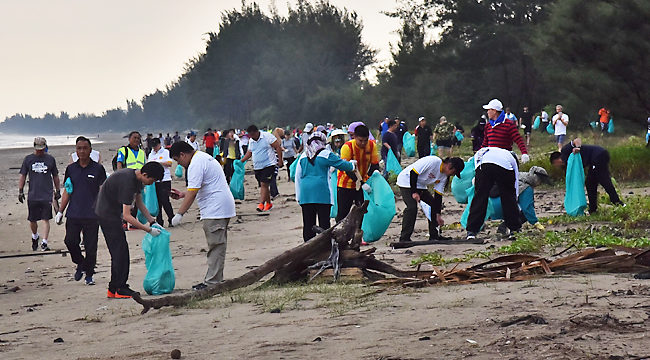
[{"xmin": 434, "ymin": 122, "xmax": 455, "ymax": 140}]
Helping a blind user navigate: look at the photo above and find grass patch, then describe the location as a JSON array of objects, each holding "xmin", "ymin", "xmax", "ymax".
[{"xmin": 541, "ymin": 195, "xmax": 650, "ymax": 229}]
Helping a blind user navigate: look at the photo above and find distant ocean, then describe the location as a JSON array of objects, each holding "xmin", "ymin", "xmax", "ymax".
[{"xmin": 0, "ymin": 133, "xmax": 103, "ymax": 150}]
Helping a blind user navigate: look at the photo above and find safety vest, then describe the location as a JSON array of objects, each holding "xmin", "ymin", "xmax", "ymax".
[{"xmin": 118, "ymin": 146, "xmax": 145, "ymax": 169}]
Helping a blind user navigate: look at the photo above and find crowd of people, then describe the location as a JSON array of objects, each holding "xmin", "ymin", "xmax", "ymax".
[{"xmin": 16, "ymin": 97, "xmax": 632, "ymax": 298}]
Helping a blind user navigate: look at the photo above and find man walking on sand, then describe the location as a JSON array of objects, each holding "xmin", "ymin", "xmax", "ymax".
[
  {"xmin": 55, "ymin": 136, "xmax": 107, "ymax": 285},
  {"xmin": 95, "ymin": 162, "xmax": 164, "ymax": 299},
  {"xmin": 240, "ymin": 125, "xmax": 283, "ymax": 212},
  {"xmin": 18, "ymin": 137, "xmax": 61, "ymax": 251},
  {"xmin": 169, "ymin": 141, "xmax": 236, "ymax": 290}
]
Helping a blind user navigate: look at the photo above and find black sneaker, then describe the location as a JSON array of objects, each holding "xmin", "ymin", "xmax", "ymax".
[
  {"xmin": 85, "ymin": 275, "xmax": 95, "ymax": 286},
  {"xmin": 74, "ymin": 267, "xmax": 84, "ymax": 281},
  {"xmin": 192, "ymin": 283, "xmax": 208, "ymax": 291},
  {"xmin": 41, "ymin": 242, "xmax": 50, "ymax": 251},
  {"xmin": 113, "ymin": 286, "xmax": 139, "ymax": 299},
  {"xmin": 466, "ymin": 232, "xmax": 477, "ymax": 240},
  {"xmin": 31, "ymin": 237, "xmax": 39, "ymax": 251}
]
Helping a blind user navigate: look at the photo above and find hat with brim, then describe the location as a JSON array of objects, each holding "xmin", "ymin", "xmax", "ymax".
[
  {"xmin": 33, "ymin": 137, "xmax": 47, "ymax": 150},
  {"xmin": 482, "ymin": 99, "xmax": 503, "ymax": 112},
  {"xmin": 304, "ymin": 123, "xmax": 314, "ymax": 132}
]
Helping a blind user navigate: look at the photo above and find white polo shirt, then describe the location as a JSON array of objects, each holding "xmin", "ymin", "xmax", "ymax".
[
  {"xmin": 396, "ymin": 155, "xmax": 447, "ymax": 194},
  {"xmin": 552, "ymin": 113, "xmax": 569, "ymax": 135},
  {"xmin": 187, "ymin": 151, "xmax": 236, "ymax": 219},
  {"xmin": 147, "ymin": 147, "xmax": 172, "ymax": 182},
  {"xmin": 248, "ymin": 131, "xmax": 278, "ymax": 170}
]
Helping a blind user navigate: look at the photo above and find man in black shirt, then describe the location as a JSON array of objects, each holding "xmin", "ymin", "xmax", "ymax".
[
  {"xmin": 519, "ymin": 106, "xmax": 533, "ymax": 146},
  {"xmin": 381, "ymin": 120, "xmax": 400, "ymax": 177},
  {"xmin": 95, "ymin": 162, "xmax": 164, "ymax": 298},
  {"xmin": 550, "ymin": 137, "xmax": 624, "ymax": 214},
  {"xmin": 55, "ymin": 137, "xmax": 107, "ymax": 285},
  {"xmin": 415, "ymin": 117, "xmax": 433, "ymax": 158}
]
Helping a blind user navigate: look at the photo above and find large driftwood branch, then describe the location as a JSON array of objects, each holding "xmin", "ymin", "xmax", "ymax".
[{"xmin": 132, "ymin": 201, "xmax": 369, "ymax": 314}]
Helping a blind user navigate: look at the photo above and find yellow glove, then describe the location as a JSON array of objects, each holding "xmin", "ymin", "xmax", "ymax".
[{"xmin": 534, "ymin": 223, "xmax": 545, "ymax": 231}]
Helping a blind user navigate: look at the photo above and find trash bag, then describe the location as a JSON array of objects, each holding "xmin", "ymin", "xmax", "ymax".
[
  {"xmin": 646, "ymin": 132, "xmax": 650, "ymax": 145},
  {"xmin": 385, "ymin": 151, "xmax": 402, "ymax": 175},
  {"xmin": 137, "ymin": 184, "xmax": 159, "ymax": 224},
  {"xmin": 451, "ymin": 157, "xmax": 475, "ymax": 204},
  {"xmin": 564, "ymin": 153, "xmax": 587, "ymax": 216},
  {"xmin": 608, "ymin": 118, "xmax": 615, "ymax": 134},
  {"xmin": 229, "ymin": 160, "xmax": 246, "ymax": 200},
  {"xmin": 460, "ymin": 185, "xmax": 495, "ymax": 230},
  {"xmin": 419, "ymin": 200, "xmax": 432, "ymax": 221},
  {"xmin": 589, "ymin": 121, "xmax": 599, "ymax": 129},
  {"xmin": 289, "ymin": 156, "xmax": 299, "ymax": 182},
  {"xmin": 329, "ymin": 170, "xmax": 338, "ymax": 218},
  {"xmin": 361, "ymin": 171, "xmax": 396, "ymax": 242},
  {"xmin": 64, "ymin": 177, "xmax": 73, "ymax": 194},
  {"xmin": 532, "ymin": 116, "xmax": 541, "ymax": 130},
  {"xmin": 430, "ymin": 143, "xmax": 438, "ymax": 156},
  {"xmin": 546, "ymin": 122, "xmax": 554, "ymax": 134},
  {"xmin": 213, "ymin": 145, "xmax": 220, "ymax": 158},
  {"xmin": 142, "ymin": 225, "xmax": 175, "ymax": 295},
  {"xmin": 403, "ymin": 132, "xmax": 416, "ymax": 157},
  {"xmin": 455, "ymin": 130, "xmax": 464, "ymax": 141},
  {"xmin": 174, "ymin": 164, "xmax": 183, "ymax": 178}
]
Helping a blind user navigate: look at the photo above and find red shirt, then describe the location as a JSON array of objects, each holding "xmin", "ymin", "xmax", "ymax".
[
  {"xmin": 203, "ymin": 132, "xmax": 216, "ymax": 147},
  {"xmin": 482, "ymin": 120, "xmax": 527, "ymax": 154}
]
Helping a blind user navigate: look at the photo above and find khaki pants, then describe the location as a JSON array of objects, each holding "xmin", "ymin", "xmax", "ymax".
[{"xmin": 202, "ymin": 218, "xmax": 229, "ymax": 284}]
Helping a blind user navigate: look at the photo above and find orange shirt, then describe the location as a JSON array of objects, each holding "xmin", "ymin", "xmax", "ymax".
[
  {"xmin": 598, "ymin": 108, "xmax": 610, "ymax": 123},
  {"xmin": 337, "ymin": 139, "xmax": 379, "ymax": 189}
]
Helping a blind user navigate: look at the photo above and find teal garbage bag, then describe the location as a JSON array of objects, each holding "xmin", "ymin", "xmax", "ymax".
[
  {"xmin": 403, "ymin": 132, "xmax": 416, "ymax": 157},
  {"xmin": 608, "ymin": 119, "xmax": 615, "ymax": 134},
  {"xmin": 289, "ymin": 156, "xmax": 299, "ymax": 182},
  {"xmin": 361, "ymin": 172, "xmax": 396, "ymax": 242},
  {"xmin": 386, "ymin": 151, "xmax": 402, "ymax": 175},
  {"xmin": 532, "ymin": 116, "xmax": 541, "ymax": 130},
  {"xmin": 564, "ymin": 153, "xmax": 587, "ymax": 216},
  {"xmin": 455, "ymin": 130, "xmax": 464, "ymax": 141},
  {"xmin": 64, "ymin": 177, "xmax": 73, "ymax": 194},
  {"xmin": 142, "ymin": 225, "xmax": 175, "ymax": 295},
  {"xmin": 546, "ymin": 122, "xmax": 554, "ymax": 134},
  {"xmin": 137, "ymin": 184, "xmax": 159, "ymax": 224},
  {"xmin": 174, "ymin": 164, "xmax": 183, "ymax": 178},
  {"xmin": 460, "ymin": 185, "xmax": 495, "ymax": 230},
  {"xmin": 451, "ymin": 158, "xmax": 475, "ymax": 204},
  {"xmin": 589, "ymin": 121, "xmax": 599, "ymax": 129},
  {"xmin": 229, "ymin": 160, "xmax": 246, "ymax": 200},
  {"xmin": 329, "ymin": 170, "xmax": 338, "ymax": 218},
  {"xmin": 213, "ymin": 145, "xmax": 220, "ymax": 158},
  {"xmin": 430, "ymin": 143, "xmax": 438, "ymax": 156}
]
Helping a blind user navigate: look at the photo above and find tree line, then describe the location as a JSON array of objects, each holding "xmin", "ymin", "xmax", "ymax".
[{"xmin": 1, "ymin": 0, "xmax": 647, "ymax": 135}]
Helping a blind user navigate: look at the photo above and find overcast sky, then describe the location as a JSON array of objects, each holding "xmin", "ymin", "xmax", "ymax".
[{"xmin": 0, "ymin": 0, "xmax": 400, "ymax": 120}]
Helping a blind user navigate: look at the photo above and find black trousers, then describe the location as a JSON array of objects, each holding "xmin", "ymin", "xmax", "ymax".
[
  {"xmin": 335, "ymin": 187, "xmax": 364, "ymax": 223},
  {"xmin": 467, "ymin": 163, "xmax": 521, "ymax": 234},
  {"xmin": 64, "ymin": 218, "xmax": 99, "ymax": 275},
  {"xmin": 417, "ymin": 145, "xmax": 430, "ymax": 159},
  {"xmin": 205, "ymin": 147, "xmax": 214, "ymax": 156},
  {"xmin": 301, "ymin": 203, "xmax": 331, "ymax": 242},
  {"xmin": 285, "ymin": 156, "xmax": 295, "ymax": 180},
  {"xmin": 399, "ymin": 187, "xmax": 439, "ymax": 242},
  {"xmin": 586, "ymin": 152, "xmax": 622, "ymax": 212},
  {"xmin": 155, "ymin": 181, "xmax": 174, "ymax": 225},
  {"xmin": 99, "ymin": 218, "xmax": 130, "ymax": 291},
  {"xmin": 270, "ymin": 167, "xmax": 279, "ymax": 197},
  {"xmin": 224, "ymin": 158, "xmax": 235, "ymax": 184}
]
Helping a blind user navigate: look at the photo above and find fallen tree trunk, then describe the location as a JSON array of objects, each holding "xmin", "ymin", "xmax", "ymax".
[{"xmin": 133, "ymin": 201, "xmax": 370, "ymax": 314}]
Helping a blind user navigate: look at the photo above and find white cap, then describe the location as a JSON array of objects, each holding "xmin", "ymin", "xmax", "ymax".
[
  {"xmin": 418, "ymin": 116, "xmax": 425, "ymax": 122},
  {"xmin": 482, "ymin": 99, "xmax": 503, "ymax": 111},
  {"xmin": 303, "ymin": 123, "xmax": 314, "ymax": 132}
]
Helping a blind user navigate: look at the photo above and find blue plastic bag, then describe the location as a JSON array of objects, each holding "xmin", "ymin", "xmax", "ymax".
[
  {"xmin": 385, "ymin": 151, "xmax": 402, "ymax": 175},
  {"xmin": 451, "ymin": 158, "xmax": 475, "ymax": 204},
  {"xmin": 229, "ymin": 160, "xmax": 246, "ymax": 200},
  {"xmin": 213, "ymin": 145, "xmax": 220, "ymax": 158},
  {"xmin": 403, "ymin": 132, "xmax": 416, "ymax": 157},
  {"xmin": 430, "ymin": 143, "xmax": 437, "ymax": 156},
  {"xmin": 329, "ymin": 170, "xmax": 338, "ymax": 218},
  {"xmin": 460, "ymin": 185, "xmax": 495, "ymax": 230},
  {"xmin": 64, "ymin": 177, "xmax": 73, "ymax": 194},
  {"xmin": 142, "ymin": 225, "xmax": 175, "ymax": 295},
  {"xmin": 361, "ymin": 172, "xmax": 396, "ymax": 242},
  {"xmin": 532, "ymin": 116, "xmax": 541, "ymax": 130},
  {"xmin": 546, "ymin": 122, "xmax": 554, "ymax": 134},
  {"xmin": 455, "ymin": 130, "xmax": 464, "ymax": 141},
  {"xmin": 174, "ymin": 164, "xmax": 183, "ymax": 178},
  {"xmin": 589, "ymin": 121, "xmax": 599, "ymax": 129},
  {"xmin": 564, "ymin": 153, "xmax": 587, "ymax": 216},
  {"xmin": 289, "ymin": 156, "xmax": 299, "ymax": 182},
  {"xmin": 608, "ymin": 119, "xmax": 615, "ymax": 134},
  {"xmin": 137, "ymin": 184, "xmax": 159, "ymax": 224}
]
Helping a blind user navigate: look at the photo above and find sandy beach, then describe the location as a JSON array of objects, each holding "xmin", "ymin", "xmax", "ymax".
[{"xmin": 1, "ymin": 136, "xmax": 650, "ymax": 360}]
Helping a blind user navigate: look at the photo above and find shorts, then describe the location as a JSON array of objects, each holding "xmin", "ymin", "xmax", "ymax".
[
  {"xmin": 436, "ymin": 139, "xmax": 452, "ymax": 148},
  {"xmin": 523, "ymin": 123, "xmax": 532, "ymax": 134},
  {"xmin": 555, "ymin": 134, "xmax": 566, "ymax": 144},
  {"xmin": 28, "ymin": 200, "xmax": 53, "ymax": 222},
  {"xmin": 254, "ymin": 165, "xmax": 276, "ymax": 184}
]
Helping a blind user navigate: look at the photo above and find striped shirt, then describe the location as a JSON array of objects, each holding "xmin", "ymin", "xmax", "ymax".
[
  {"xmin": 481, "ymin": 119, "xmax": 527, "ymax": 154},
  {"xmin": 337, "ymin": 139, "xmax": 379, "ymax": 189}
]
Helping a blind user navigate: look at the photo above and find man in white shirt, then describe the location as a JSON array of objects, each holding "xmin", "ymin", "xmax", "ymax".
[
  {"xmin": 552, "ymin": 104, "xmax": 569, "ymax": 151},
  {"xmin": 240, "ymin": 125, "xmax": 283, "ymax": 212},
  {"xmin": 147, "ymin": 138, "xmax": 175, "ymax": 227},
  {"xmin": 396, "ymin": 156, "xmax": 464, "ymax": 243},
  {"xmin": 541, "ymin": 109, "xmax": 549, "ymax": 128},
  {"xmin": 466, "ymin": 147, "xmax": 521, "ymax": 241},
  {"xmin": 186, "ymin": 131, "xmax": 200, "ymax": 151},
  {"xmin": 169, "ymin": 141, "xmax": 236, "ymax": 291}
]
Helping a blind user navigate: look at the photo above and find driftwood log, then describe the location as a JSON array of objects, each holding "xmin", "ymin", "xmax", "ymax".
[{"xmin": 133, "ymin": 201, "xmax": 412, "ymax": 314}]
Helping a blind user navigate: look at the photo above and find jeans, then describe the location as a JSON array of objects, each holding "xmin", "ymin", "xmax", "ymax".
[
  {"xmin": 301, "ymin": 203, "xmax": 331, "ymax": 242},
  {"xmin": 99, "ymin": 218, "xmax": 130, "ymax": 291},
  {"xmin": 399, "ymin": 187, "xmax": 439, "ymax": 242},
  {"xmin": 64, "ymin": 218, "xmax": 99, "ymax": 275},
  {"xmin": 467, "ymin": 163, "xmax": 521, "ymax": 234},
  {"xmin": 155, "ymin": 181, "xmax": 174, "ymax": 226}
]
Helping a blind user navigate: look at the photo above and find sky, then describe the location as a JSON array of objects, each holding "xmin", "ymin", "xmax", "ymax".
[{"xmin": 0, "ymin": 0, "xmax": 400, "ymax": 120}]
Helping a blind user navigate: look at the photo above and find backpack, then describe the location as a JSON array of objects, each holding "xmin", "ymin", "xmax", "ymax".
[{"xmin": 111, "ymin": 146, "xmax": 130, "ymax": 171}]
